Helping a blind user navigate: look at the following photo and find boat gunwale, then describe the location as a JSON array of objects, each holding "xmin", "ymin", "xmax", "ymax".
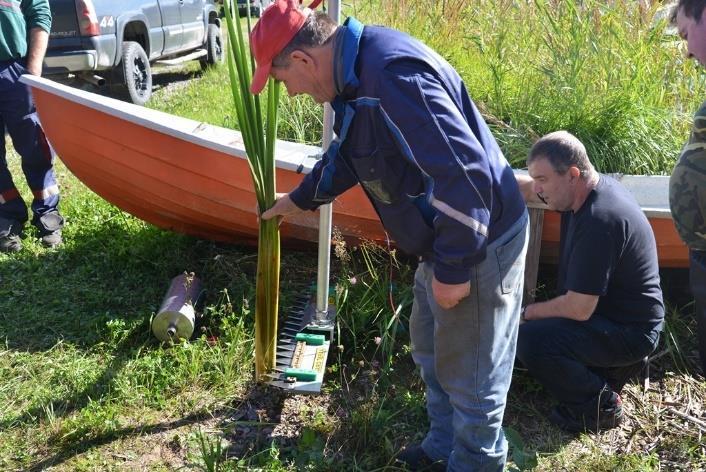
[{"xmin": 20, "ymin": 75, "xmax": 322, "ymax": 174}]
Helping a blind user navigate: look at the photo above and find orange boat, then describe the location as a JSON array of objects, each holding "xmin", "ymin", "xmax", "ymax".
[
  {"xmin": 20, "ymin": 76, "xmax": 689, "ymax": 268},
  {"xmin": 20, "ymin": 75, "xmax": 385, "ymax": 247}
]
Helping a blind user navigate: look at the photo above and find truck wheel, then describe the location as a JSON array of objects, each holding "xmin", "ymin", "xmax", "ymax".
[
  {"xmin": 115, "ymin": 41, "xmax": 152, "ymax": 106},
  {"xmin": 200, "ymin": 24, "xmax": 224, "ymax": 69}
]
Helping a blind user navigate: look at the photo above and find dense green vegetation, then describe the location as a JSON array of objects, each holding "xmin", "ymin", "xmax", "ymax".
[{"xmin": 360, "ymin": 0, "xmax": 706, "ymax": 174}]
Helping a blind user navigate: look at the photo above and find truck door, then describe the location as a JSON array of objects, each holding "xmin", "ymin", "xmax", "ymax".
[
  {"xmin": 179, "ymin": 0, "xmax": 206, "ymax": 51},
  {"xmin": 157, "ymin": 0, "xmax": 183, "ymax": 54}
]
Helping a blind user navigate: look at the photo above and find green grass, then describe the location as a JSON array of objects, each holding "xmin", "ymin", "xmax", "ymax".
[
  {"xmin": 0, "ymin": 151, "xmax": 319, "ymax": 469},
  {"xmin": 150, "ymin": 61, "xmax": 239, "ymax": 130},
  {"xmin": 148, "ymin": 30, "xmax": 323, "ymax": 147},
  {"xmin": 1, "ymin": 147, "xmax": 704, "ymax": 469},
  {"xmin": 351, "ymin": 0, "xmax": 704, "ymax": 174},
  {"xmin": 1, "ymin": 2, "xmax": 705, "ymax": 469}
]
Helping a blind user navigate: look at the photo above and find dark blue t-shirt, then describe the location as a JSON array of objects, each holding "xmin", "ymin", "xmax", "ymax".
[{"xmin": 557, "ymin": 175, "xmax": 664, "ymax": 327}]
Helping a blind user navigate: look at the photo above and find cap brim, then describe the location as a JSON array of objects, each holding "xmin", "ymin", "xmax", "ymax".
[{"xmin": 250, "ymin": 62, "xmax": 272, "ymax": 94}]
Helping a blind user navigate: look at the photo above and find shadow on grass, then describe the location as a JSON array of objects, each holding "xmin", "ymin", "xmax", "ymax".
[
  {"xmin": 504, "ymin": 369, "xmax": 576, "ymax": 460},
  {"xmin": 151, "ymin": 66, "xmax": 204, "ymax": 89},
  {"xmin": 0, "ymin": 220, "xmax": 199, "ymax": 352},
  {"xmin": 24, "ymin": 383, "xmax": 290, "ymax": 471},
  {"xmin": 0, "ymin": 210, "xmax": 311, "ymax": 352},
  {"xmin": 1, "ymin": 336, "xmax": 144, "ymax": 431},
  {"xmin": 0, "ymin": 220, "xmax": 202, "ymax": 428},
  {"xmin": 0, "ymin": 212, "xmax": 319, "ymax": 457}
]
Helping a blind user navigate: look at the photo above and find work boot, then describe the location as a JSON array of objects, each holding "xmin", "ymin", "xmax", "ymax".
[
  {"xmin": 549, "ymin": 391, "xmax": 623, "ymax": 433},
  {"xmin": 33, "ymin": 210, "xmax": 64, "ymax": 248},
  {"xmin": 395, "ymin": 443, "xmax": 447, "ymax": 471},
  {"xmin": 0, "ymin": 216, "xmax": 23, "ymax": 253}
]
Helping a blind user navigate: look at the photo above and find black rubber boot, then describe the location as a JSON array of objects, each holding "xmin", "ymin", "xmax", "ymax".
[{"xmin": 33, "ymin": 210, "xmax": 64, "ymax": 248}]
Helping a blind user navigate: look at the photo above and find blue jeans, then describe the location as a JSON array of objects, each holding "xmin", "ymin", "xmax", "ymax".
[
  {"xmin": 517, "ymin": 315, "xmax": 660, "ymax": 414},
  {"xmin": 691, "ymin": 250, "xmax": 706, "ymax": 374},
  {"xmin": 0, "ymin": 59, "xmax": 59, "ymax": 223},
  {"xmin": 410, "ymin": 212, "xmax": 528, "ymax": 472}
]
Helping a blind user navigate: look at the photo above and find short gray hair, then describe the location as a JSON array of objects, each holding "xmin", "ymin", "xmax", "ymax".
[
  {"xmin": 527, "ymin": 131, "xmax": 593, "ymax": 177},
  {"xmin": 272, "ymin": 11, "xmax": 338, "ymax": 67}
]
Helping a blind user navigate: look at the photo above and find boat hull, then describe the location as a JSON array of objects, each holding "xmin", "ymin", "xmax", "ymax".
[
  {"xmin": 21, "ymin": 76, "xmax": 689, "ymax": 268},
  {"xmin": 26, "ymin": 77, "xmax": 385, "ymax": 247}
]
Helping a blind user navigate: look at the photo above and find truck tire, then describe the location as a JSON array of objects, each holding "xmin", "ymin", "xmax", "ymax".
[
  {"xmin": 200, "ymin": 23, "xmax": 224, "ymax": 69},
  {"xmin": 114, "ymin": 41, "xmax": 152, "ymax": 106}
]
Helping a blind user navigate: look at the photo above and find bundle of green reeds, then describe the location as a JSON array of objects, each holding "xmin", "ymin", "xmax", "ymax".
[{"xmin": 223, "ymin": 0, "xmax": 281, "ymax": 380}]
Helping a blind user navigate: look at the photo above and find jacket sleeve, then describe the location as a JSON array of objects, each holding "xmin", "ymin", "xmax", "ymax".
[
  {"xmin": 289, "ymin": 139, "xmax": 360, "ymax": 211},
  {"xmin": 377, "ymin": 68, "xmax": 493, "ymax": 284},
  {"xmin": 22, "ymin": 0, "xmax": 52, "ymax": 33}
]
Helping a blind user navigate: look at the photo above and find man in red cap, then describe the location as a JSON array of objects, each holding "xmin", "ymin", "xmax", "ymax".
[{"xmin": 258, "ymin": 1, "xmax": 528, "ymax": 470}]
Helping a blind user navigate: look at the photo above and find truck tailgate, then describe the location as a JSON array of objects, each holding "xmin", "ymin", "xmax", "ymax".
[{"xmin": 48, "ymin": 0, "xmax": 82, "ymax": 48}]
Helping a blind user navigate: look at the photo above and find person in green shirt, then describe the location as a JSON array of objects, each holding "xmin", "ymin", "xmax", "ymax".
[
  {"xmin": 0, "ymin": 0, "xmax": 64, "ymax": 252},
  {"xmin": 671, "ymin": 0, "xmax": 706, "ymax": 376}
]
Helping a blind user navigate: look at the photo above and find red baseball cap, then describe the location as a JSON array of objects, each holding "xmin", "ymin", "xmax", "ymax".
[{"xmin": 249, "ymin": 0, "xmax": 323, "ymax": 94}]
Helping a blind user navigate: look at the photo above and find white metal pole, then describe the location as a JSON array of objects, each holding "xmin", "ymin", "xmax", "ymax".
[{"xmin": 314, "ymin": 0, "xmax": 340, "ymax": 324}]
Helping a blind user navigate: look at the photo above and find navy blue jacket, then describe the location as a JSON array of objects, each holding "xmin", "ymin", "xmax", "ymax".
[{"xmin": 290, "ymin": 17, "xmax": 525, "ymax": 284}]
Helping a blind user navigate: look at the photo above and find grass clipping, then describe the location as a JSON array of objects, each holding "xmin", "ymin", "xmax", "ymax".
[{"xmin": 224, "ymin": 0, "xmax": 281, "ymax": 381}]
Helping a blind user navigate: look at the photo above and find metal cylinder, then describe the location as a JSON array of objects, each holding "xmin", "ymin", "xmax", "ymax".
[
  {"xmin": 151, "ymin": 273, "xmax": 203, "ymax": 342},
  {"xmin": 77, "ymin": 72, "xmax": 106, "ymax": 87},
  {"xmin": 314, "ymin": 0, "xmax": 340, "ymax": 326}
]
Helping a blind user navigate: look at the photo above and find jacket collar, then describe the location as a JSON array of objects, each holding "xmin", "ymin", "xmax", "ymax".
[{"xmin": 332, "ymin": 17, "xmax": 363, "ymax": 102}]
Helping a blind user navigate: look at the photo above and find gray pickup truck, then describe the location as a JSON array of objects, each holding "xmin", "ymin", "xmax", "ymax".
[{"xmin": 44, "ymin": 0, "xmax": 223, "ymax": 105}]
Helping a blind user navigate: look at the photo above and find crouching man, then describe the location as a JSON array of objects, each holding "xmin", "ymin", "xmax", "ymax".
[{"xmin": 515, "ymin": 131, "xmax": 664, "ymax": 433}]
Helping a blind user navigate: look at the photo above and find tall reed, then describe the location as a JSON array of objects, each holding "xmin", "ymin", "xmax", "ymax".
[
  {"xmin": 223, "ymin": 0, "xmax": 281, "ymax": 380},
  {"xmin": 353, "ymin": 0, "xmax": 705, "ymax": 175}
]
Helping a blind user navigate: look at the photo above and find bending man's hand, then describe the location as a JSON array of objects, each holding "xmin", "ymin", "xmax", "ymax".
[
  {"xmin": 260, "ymin": 193, "xmax": 305, "ymax": 222},
  {"xmin": 432, "ymin": 276, "xmax": 471, "ymax": 310}
]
